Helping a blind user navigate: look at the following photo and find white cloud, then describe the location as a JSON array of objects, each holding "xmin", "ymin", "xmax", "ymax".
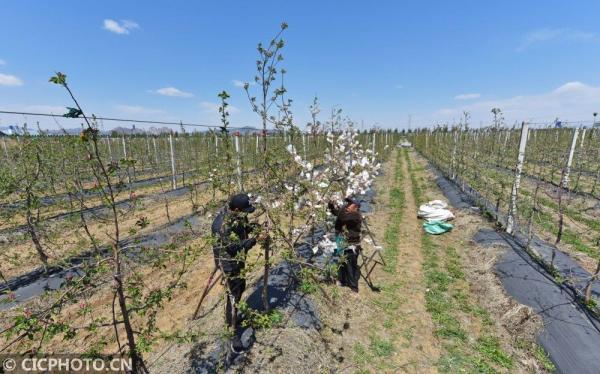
[
  {"xmin": 420, "ymin": 81, "xmax": 600, "ymax": 126},
  {"xmin": 0, "ymin": 59, "xmax": 6, "ymax": 66},
  {"xmin": 200, "ymin": 101, "xmax": 239, "ymax": 114},
  {"xmin": 454, "ymin": 93, "xmax": 481, "ymax": 100},
  {"xmin": 0, "ymin": 73, "xmax": 23, "ymax": 86},
  {"xmin": 232, "ymin": 80, "xmax": 255, "ymax": 88},
  {"xmin": 116, "ymin": 105, "xmax": 165, "ymax": 115},
  {"xmin": 103, "ymin": 19, "xmax": 139, "ymax": 35},
  {"xmin": 518, "ymin": 28, "xmax": 599, "ymax": 51},
  {"xmin": 153, "ymin": 87, "xmax": 194, "ymax": 98}
]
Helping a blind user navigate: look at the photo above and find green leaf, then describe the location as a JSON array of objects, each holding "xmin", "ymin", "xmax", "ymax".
[
  {"xmin": 49, "ymin": 72, "xmax": 67, "ymax": 85},
  {"xmin": 63, "ymin": 107, "xmax": 83, "ymax": 118}
]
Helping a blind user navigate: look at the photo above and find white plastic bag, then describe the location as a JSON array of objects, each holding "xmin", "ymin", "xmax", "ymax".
[{"xmin": 417, "ymin": 200, "xmax": 455, "ymax": 222}]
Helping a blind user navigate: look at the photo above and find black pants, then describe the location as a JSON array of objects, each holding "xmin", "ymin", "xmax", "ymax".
[
  {"xmin": 224, "ymin": 274, "xmax": 246, "ymax": 328},
  {"xmin": 339, "ymin": 245, "xmax": 361, "ymax": 291}
]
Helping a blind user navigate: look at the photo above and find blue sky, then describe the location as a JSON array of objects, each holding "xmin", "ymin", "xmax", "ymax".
[{"xmin": 1, "ymin": 0, "xmax": 600, "ymax": 130}]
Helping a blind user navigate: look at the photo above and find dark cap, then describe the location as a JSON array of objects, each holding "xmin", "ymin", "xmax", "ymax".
[
  {"xmin": 344, "ymin": 197, "xmax": 361, "ymax": 208},
  {"xmin": 229, "ymin": 193, "xmax": 256, "ymax": 213}
]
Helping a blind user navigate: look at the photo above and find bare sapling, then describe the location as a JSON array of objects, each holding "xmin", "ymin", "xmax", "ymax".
[
  {"xmin": 150, "ymin": 136, "xmax": 172, "ymax": 222},
  {"xmin": 50, "ymin": 72, "xmax": 146, "ymax": 373},
  {"xmin": 584, "ymin": 237, "xmax": 600, "ymax": 305},
  {"xmin": 73, "ymin": 176, "xmax": 101, "ymax": 255},
  {"xmin": 244, "ymin": 22, "xmax": 289, "ymax": 312},
  {"xmin": 0, "ymin": 132, "xmax": 51, "ymax": 268},
  {"xmin": 24, "ymin": 145, "xmax": 49, "ymax": 268},
  {"xmin": 450, "ymin": 126, "xmax": 459, "ymax": 180}
]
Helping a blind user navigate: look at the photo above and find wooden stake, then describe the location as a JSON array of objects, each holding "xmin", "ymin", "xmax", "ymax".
[
  {"xmin": 192, "ymin": 267, "xmax": 221, "ymax": 320},
  {"xmin": 234, "ymin": 134, "xmax": 243, "ymax": 191},
  {"xmin": 506, "ymin": 122, "xmax": 529, "ymax": 235},
  {"xmin": 169, "ymin": 133, "xmax": 176, "ymax": 190}
]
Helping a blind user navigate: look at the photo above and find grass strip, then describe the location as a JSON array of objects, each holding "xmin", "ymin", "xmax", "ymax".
[
  {"xmin": 408, "ymin": 149, "xmax": 515, "ymax": 373},
  {"xmin": 353, "ymin": 150, "xmax": 407, "ymax": 372}
]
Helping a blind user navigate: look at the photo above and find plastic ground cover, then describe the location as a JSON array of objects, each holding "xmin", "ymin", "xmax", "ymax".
[{"xmin": 433, "ymin": 167, "xmax": 600, "ymax": 374}]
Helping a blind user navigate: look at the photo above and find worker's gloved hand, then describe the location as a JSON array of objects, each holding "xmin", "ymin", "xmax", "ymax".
[{"xmin": 327, "ymin": 201, "xmax": 336, "ymax": 211}]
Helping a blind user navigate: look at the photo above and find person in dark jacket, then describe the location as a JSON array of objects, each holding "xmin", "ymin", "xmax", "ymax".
[
  {"xmin": 328, "ymin": 197, "xmax": 362, "ymax": 292},
  {"xmin": 211, "ymin": 193, "xmax": 259, "ymax": 333}
]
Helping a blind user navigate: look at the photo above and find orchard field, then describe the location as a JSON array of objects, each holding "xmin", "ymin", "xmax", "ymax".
[
  {"xmin": 0, "ymin": 25, "xmax": 407, "ymax": 372},
  {"xmin": 1, "ymin": 22, "xmax": 599, "ymax": 374},
  {"xmin": 409, "ymin": 122, "xmax": 600, "ymax": 305}
]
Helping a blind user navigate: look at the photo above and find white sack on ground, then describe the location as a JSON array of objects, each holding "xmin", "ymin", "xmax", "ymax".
[
  {"xmin": 312, "ymin": 235, "xmax": 337, "ymax": 254},
  {"xmin": 417, "ymin": 200, "xmax": 455, "ymax": 222}
]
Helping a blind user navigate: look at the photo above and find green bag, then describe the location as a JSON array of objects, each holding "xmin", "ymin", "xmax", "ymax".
[
  {"xmin": 423, "ymin": 220, "xmax": 453, "ymax": 235},
  {"xmin": 334, "ymin": 235, "xmax": 346, "ymax": 256}
]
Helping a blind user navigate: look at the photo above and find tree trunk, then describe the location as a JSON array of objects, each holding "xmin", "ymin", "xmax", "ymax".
[
  {"xmin": 585, "ymin": 259, "xmax": 600, "ymax": 304},
  {"xmin": 26, "ymin": 208, "xmax": 48, "ymax": 267}
]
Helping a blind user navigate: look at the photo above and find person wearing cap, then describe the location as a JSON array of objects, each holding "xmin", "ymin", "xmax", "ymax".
[
  {"xmin": 211, "ymin": 193, "xmax": 259, "ymax": 338},
  {"xmin": 328, "ymin": 197, "xmax": 362, "ymax": 292}
]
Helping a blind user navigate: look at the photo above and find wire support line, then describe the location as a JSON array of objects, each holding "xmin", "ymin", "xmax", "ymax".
[{"xmin": 0, "ymin": 110, "xmax": 256, "ymax": 130}]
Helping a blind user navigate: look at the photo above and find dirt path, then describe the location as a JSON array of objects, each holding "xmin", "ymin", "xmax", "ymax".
[
  {"xmin": 313, "ymin": 150, "xmax": 440, "ymax": 373},
  {"xmin": 392, "ymin": 148, "xmax": 440, "ymax": 370},
  {"xmin": 165, "ymin": 150, "xmax": 442, "ymax": 373},
  {"xmin": 407, "ymin": 149, "xmax": 556, "ymax": 373},
  {"xmin": 145, "ymin": 149, "xmax": 556, "ymax": 373}
]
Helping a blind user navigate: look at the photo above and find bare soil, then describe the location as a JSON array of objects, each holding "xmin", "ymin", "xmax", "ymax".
[
  {"xmin": 411, "ymin": 150, "xmax": 551, "ymax": 373},
  {"xmin": 0, "ymin": 150, "xmax": 556, "ymax": 373}
]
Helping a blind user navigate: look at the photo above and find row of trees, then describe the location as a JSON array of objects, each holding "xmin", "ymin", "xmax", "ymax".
[
  {"xmin": 409, "ymin": 114, "xmax": 599, "ymax": 306},
  {"xmin": 0, "ymin": 24, "xmax": 398, "ymax": 371}
]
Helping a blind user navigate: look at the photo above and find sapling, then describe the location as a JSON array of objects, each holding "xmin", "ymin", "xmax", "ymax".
[
  {"xmin": 72, "ymin": 171, "xmax": 101, "ymax": 255},
  {"xmin": 584, "ymin": 237, "xmax": 600, "ymax": 305},
  {"xmin": 491, "ymin": 108, "xmax": 503, "ymax": 165},
  {"xmin": 49, "ymin": 72, "xmax": 146, "ymax": 373},
  {"xmin": 244, "ymin": 22, "xmax": 289, "ymax": 312},
  {"xmin": 210, "ymin": 91, "xmax": 236, "ymax": 198},
  {"xmin": 1, "ymin": 137, "xmax": 8, "ymax": 161},
  {"xmin": 526, "ymin": 172, "xmax": 542, "ymax": 252},
  {"xmin": 0, "ymin": 132, "xmax": 51, "ymax": 268},
  {"xmin": 24, "ymin": 143, "xmax": 49, "ymax": 268},
  {"xmin": 591, "ymin": 159, "xmax": 600, "ymax": 198},
  {"xmin": 450, "ymin": 125, "xmax": 459, "ymax": 180},
  {"xmin": 308, "ymin": 96, "xmax": 321, "ymax": 162}
]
